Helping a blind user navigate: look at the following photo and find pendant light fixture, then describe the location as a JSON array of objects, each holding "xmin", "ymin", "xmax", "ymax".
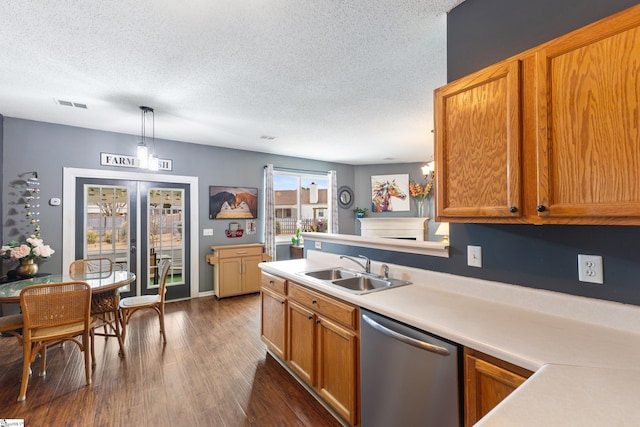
[{"xmin": 136, "ymin": 106, "xmax": 158, "ymax": 170}]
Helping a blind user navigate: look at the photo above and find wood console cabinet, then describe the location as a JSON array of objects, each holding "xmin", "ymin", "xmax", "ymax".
[
  {"xmin": 464, "ymin": 348, "xmax": 533, "ymax": 426},
  {"xmin": 260, "ymin": 273, "xmax": 360, "ymax": 426},
  {"xmin": 435, "ymin": 4, "xmax": 640, "ymax": 225},
  {"xmin": 206, "ymin": 244, "xmax": 270, "ymax": 298}
]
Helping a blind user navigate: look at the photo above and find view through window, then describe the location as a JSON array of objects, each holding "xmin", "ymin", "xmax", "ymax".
[{"xmin": 274, "ymin": 171, "xmax": 330, "ymax": 241}]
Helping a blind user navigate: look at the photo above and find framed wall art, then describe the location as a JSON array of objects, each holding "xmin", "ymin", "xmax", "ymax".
[
  {"xmin": 371, "ymin": 174, "xmax": 410, "ymax": 212},
  {"xmin": 209, "ymin": 186, "xmax": 258, "ymax": 219}
]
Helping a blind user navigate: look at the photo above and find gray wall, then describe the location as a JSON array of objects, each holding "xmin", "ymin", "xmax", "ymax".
[
  {"xmin": 1, "ymin": 118, "xmax": 357, "ymax": 291},
  {"xmin": 447, "ymin": 0, "xmax": 639, "ymax": 81},
  {"xmin": 353, "ymin": 163, "xmax": 438, "ymax": 241},
  {"xmin": 0, "ymin": 115, "xmax": 3, "ymax": 246}
]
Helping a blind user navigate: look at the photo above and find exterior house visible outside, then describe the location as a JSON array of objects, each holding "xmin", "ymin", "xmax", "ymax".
[{"xmin": 274, "ymin": 173, "xmax": 329, "ymax": 241}]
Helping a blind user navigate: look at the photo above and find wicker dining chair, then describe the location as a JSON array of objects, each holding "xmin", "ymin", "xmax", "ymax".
[
  {"xmin": 69, "ymin": 258, "xmax": 113, "ymax": 275},
  {"xmin": 18, "ymin": 281, "xmax": 93, "ymax": 401},
  {"xmin": 119, "ymin": 259, "xmax": 171, "ymax": 343},
  {"xmin": 69, "ymin": 257, "xmax": 124, "ymax": 362},
  {"xmin": 0, "ymin": 313, "xmax": 24, "ymax": 345}
]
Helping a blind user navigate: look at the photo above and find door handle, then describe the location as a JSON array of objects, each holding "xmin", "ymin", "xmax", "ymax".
[{"xmin": 130, "ymin": 246, "xmax": 136, "ymax": 253}]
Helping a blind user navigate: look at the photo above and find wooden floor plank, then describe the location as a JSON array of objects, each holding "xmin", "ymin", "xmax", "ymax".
[{"xmin": 0, "ymin": 294, "xmax": 342, "ymax": 427}]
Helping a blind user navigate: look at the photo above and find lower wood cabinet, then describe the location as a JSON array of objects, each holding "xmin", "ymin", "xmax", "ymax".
[
  {"xmin": 287, "ymin": 281, "xmax": 359, "ymax": 425},
  {"xmin": 464, "ymin": 347, "xmax": 533, "ymax": 426},
  {"xmin": 315, "ymin": 313, "xmax": 358, "ymax": 424},
  {"xmin": 260, "ymin": 272, "xmax": 287, "ymax": 360},
  {"xmin": 287, "ymin": 299, "xmax": 315, "ymax": 384},
  {"xmin": 260, "ymin": 273, "xmax": 359, "ymax": 426}
]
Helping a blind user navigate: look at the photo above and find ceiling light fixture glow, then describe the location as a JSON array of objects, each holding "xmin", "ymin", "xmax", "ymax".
[{"xmin": 137, "ymin": 106, "xmax": 158, "ymax": 170}]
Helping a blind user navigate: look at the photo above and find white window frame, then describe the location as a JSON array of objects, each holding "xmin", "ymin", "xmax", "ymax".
[{"xmin": 273, "ymin": 170, "xmax": 331, "ymax": 243}]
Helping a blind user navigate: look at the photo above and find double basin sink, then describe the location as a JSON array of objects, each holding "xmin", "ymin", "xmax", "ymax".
[{"xmin": 298, "ymin": 267, "xmax": 411, "ymax": 295}]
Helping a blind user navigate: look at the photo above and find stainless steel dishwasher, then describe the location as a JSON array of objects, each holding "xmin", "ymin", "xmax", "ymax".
[{"xmin": 360, "ymin": 309, "xmax": 461, "ymax": 427}]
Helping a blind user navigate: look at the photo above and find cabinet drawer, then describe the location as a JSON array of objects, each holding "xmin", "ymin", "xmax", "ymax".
[
  {"xmin": 289, "ymin": 282, "xmax": 358, "ymax": 330},
  {"xmin": 218, "ymin": 246, "xmax": 264, "ymax": 259},
  {"xmin": 261, "ymin": 272, "xmax": 287, "ymax": 295}
]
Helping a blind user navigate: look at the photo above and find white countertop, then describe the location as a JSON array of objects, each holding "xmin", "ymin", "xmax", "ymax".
[{"xmin": 260, "ymin": 251, "xmax": 640, "ymax": 426}]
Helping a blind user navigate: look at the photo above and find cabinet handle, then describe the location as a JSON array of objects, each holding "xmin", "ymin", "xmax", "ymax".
[
  {"xmin": 312, "ymin": 299, "xmax": 317, "ymax": 304},
  {"xmin": 509, "ymin": 206, "xmax": 518, "ymax": 213},
  {"xmin": 308, "ymin": 315, "xmax": 313, "ymax": 320},
  {"xmin": 536, "ymin": 205, "xmax": 546, "ymax": 212},
  {"xmin": 280, "ymin": 301, "xmax": 285, "ymax": 305},
  {"xmin": 269, "ymin": 280, "xmax": 274, "ymax": 284},
  {"xmin": 316, "ymin": 319, "xmax": 321, "ymax": 324}
]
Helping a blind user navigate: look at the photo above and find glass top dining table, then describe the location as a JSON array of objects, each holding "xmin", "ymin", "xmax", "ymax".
[{"xmin": 0, "ymin": 270, "xmax": 136, "ymax": 303}]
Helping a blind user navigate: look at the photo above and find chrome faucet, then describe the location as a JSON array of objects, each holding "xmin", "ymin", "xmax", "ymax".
[{"xmin": 340, "ymin": 255, "xmax": 371, "ymax": 274}]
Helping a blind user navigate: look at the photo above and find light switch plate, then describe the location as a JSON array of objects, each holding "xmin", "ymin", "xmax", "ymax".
[
  {"xmin": 203, "ymin": 228, "xmax": 213, "ymax": 236},
  {"xmin": 467, "ymin": 245, "xmax": 482, "ymax": 268}
]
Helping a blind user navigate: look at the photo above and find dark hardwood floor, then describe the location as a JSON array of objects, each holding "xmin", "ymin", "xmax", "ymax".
[{"xmin": 0, "ymin": 294, "xmax": 342, "ymax": 427}]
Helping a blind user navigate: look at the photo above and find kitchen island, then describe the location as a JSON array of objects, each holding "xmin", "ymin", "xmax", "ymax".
[{"xmin": 260, "ymin": 249, "xmax": 640, "ymax": 426}]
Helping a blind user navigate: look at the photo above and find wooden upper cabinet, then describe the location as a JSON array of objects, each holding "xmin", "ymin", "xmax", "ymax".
[
  {"xmin": 435, "ymin": 59, "xmax": 522, "ymax": 220},
  {"xmin": 534, "ymin": 9, "xmax": 640, "ymax": 221},
  {"xmin": 435, "ymin": 4, "xmax": 640, "ymax": 225}
]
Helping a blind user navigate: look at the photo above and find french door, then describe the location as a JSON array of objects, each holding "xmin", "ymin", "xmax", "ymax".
[{"xmin": 75, "ymin": 178, "xmax": 190, "ymax": 300}]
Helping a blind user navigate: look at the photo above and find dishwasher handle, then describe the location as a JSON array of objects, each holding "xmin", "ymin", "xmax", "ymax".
[{"xmin": 362, "ymin": 314, "xmax": 450, "ymax": 356}]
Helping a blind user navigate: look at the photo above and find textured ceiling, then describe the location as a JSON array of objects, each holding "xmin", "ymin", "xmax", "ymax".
[{"xmin": 0, "ymin": 0, "xmax": 465, "ymax": 165}]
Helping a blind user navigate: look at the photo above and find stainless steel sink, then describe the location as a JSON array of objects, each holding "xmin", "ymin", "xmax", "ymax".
[
  {"xmin": 302, "ymin": 268, "xmax": 360, "ymax": 281},
  {"xmin": 299, "ymin": 268, "xmax": 411, "ymax": 294},
  {"xmin": 332, "ymin": 276, "xmax": 411, "ymax": 293}
]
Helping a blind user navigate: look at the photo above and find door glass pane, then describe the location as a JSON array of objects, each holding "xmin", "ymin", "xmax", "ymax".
[
  {"xmin": 84, "ymin": 185, "xmax": 129, "ymax": 273},
  {"xmin": 148, "ymin": 188, "xmax": 184, "ymax": 288}
]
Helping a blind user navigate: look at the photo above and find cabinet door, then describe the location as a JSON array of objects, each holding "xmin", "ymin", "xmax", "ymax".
[
  {"xmin": 261, "ymin": 288, "xmax": 287, "ymax": 359},
  {"xmin": 218, "ymin": 258, "xmax": 243, "ymax": 297},
  {"xmin": 435, "ymin": 59, "xmax": 522, "ymax": 219},
  {"xmin": 535, "ymin": 12, "xmax": 640, "ymax": 219},
  {"xmin": 464, "ymin": 349, "xmax": 531, "ymax": 426},
  {"xmin": 287, "ymin": 300, "xmax": 316, "ymax": 385},
  {"xmin": 316, "ymin": 316, "xmax": 358, "ymax": 425},
  {"xmin": 242, "ymin": 255, "xmax": 263, "ymax": 294}
]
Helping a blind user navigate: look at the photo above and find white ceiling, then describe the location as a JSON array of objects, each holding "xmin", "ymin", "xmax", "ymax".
[{"xmin": 0, "ymin": 0, "xmax": 465, "ymax": 165}]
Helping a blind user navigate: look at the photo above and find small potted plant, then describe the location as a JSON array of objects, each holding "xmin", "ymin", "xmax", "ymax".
[
  {"xmin": 353, "ymin": 207, "xmax": 368, "ymax": 218},
  {"xmin": 291, "ymin": 228, "xmax": 302, "ymax": 245}
]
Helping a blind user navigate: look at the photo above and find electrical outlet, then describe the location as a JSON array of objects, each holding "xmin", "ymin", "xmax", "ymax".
[
  {"xmin": 203, "ymin": 228, "xmax": 213, "ymax": 236},
  {"xmin": 578, "ymin": 254, "xmax": 603, "ymax": 284},
  {"xmin": 315, "ymin": 241, "xmax": 322, "ymax": 249},
  {"xmin": 467, "ymin": 245, "xmax": 482, "ymax": 268}
]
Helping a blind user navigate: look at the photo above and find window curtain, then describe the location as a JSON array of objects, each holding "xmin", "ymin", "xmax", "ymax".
[
  {"xmin": 329, "ymin": 170, "xmax": 338, "ymax": 233},
  {"xmin": 264, "ymin": 164, "xmax": 276, "ymax": 261}
]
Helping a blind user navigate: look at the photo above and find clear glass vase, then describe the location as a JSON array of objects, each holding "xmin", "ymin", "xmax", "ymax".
[{"xmin": 417, "ymin": 198, "xmax": 430, "ymax": 218}]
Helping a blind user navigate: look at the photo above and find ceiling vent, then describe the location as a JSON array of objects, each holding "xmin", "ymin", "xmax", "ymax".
[{"xmin": 55, "ymin": 98, "xmax": 88, "ymax": 109}]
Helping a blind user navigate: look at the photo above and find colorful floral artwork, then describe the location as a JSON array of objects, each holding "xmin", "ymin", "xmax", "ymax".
[{"xmin": 370, "ymin": 174, "xmax": 410, "ymax": 212}]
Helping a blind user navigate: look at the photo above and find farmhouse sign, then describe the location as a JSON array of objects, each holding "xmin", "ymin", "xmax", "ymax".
[{"xmin": 100, "ymin": 152, "xmax": 173, "ymax": 171}]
